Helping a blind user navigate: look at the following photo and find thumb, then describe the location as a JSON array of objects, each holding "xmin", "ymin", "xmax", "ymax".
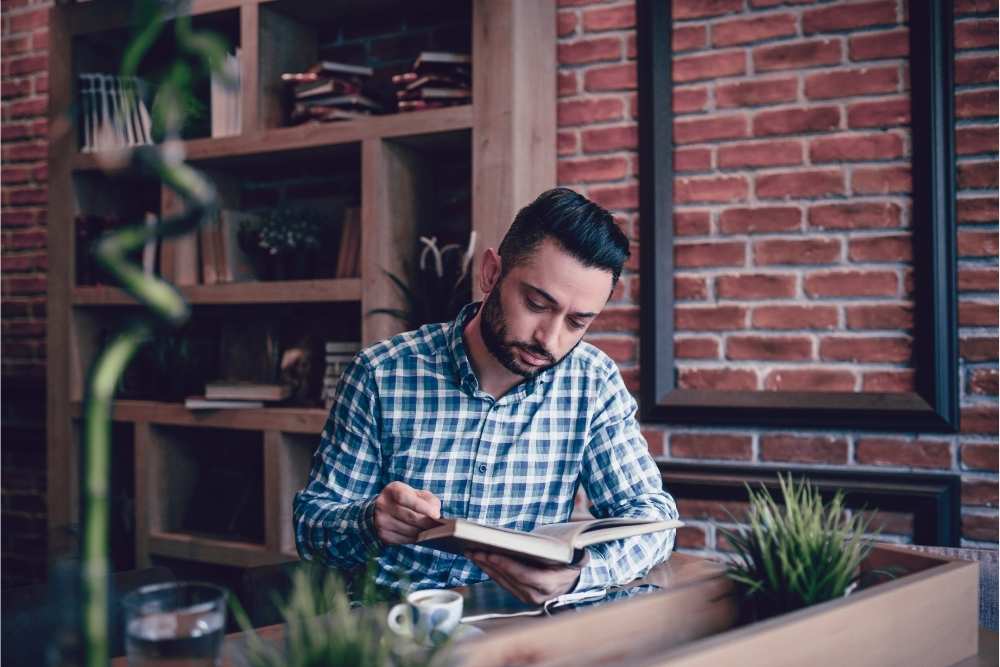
[{"xmin": 416, "ymin": 489, "xmax": 442, "ymax": 518}]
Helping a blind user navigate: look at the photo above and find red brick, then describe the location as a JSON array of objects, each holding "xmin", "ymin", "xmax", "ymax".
[
  {"xmin": 1, "ymin": 35, "xmax": 30, "ymax": 58},
  {"xmin": 956, "ymin": 0, "xmax": 1000, "ymax": 15},
  {"xmin": 675, "ymin": 241, "xmax": 745, "ymax": 268},
  {"xmin": 675, "ymin": 305, "xmax": 747, "ymax": 331},
  {"xmin": 754, "ymin": 39, "xmax": 842, "ymax": 72},
  {"xmin": 960, "ymin": 301, "xmax": 999, "ymax": 326},
  {"xmin": 847, "ymin": 98, "xmax": 910, "ymax": 129},
  {"xmin": 674, "ymin": 86, "xmax": 709, "ymax": 114},
  {"xmin": 1, "ymin": 319, "xmax": 46, "ymax": 337},
  {"xmin": 806, "ymin": 270, "xmax": 898, "ymax": 298},
  {"xmin": 760, "ymin": 434, "xmax": 849, "ymax": 463},
  {"xmin": 8, "ymin": 8, "xmax": 48, "ymax": 32},
  {"xmin": 558, "ymin": 130, "xmax": 578, "ymax": 155},
  {"xmin": 754, "ymin": 237, "xmax": 840, "ymax": 265},
  {"xmin": 6, "ymin": 188, "xmax": 47, "ymax": 206},
  {"xmin": 676, "ymin": 275, "xmax": 709, "ymax": 300},
  {"xmin": 675, "ymin": 147, "xmax": 712, "ymax": 172},
  {"xmin": 31, "ymin": 30, "xmax": 48, "ymax": 52},
  {"xmin": 8, "ymin": 97, "xmax": 47, "ymax": 119},
  {"xmin": 1, "ymin": 78, "xmax": 31, "ymax": 100},
  {"xmin": 2, "ymin": 275, "xmax": 47, "ymax": 295},
  {"xmin": 674, "ymin": 0, "xmax": 743, "ymax": 20},
  {"xmin": 805, "ymin": 66, "xmax": 899, "ymax": 100},
  {"xmin": 0, "ymin": 210, "xmax": 41, "ymax": 227},
  {"xmin": 862, "ymin": 370, "xmax": 915, "ymax": 392},
  {"xmin": 558, "ymin": 156, "xmax": 629, "ymax": 183},
  {"xmin": 558, "ymin": 71, "xmax": 578, "ymax": 97},
  {"xmin": 803, "ymin": 1, "xmax": 897, "ymax": 34},
  {"xmin": 752, "ymin": 305, "xmax": 838, "ymax": 330},
  {"xmin": 848, "ymin": 234, "xmax": 912, "ymax": 263},
  {"xmin": 846, "ymin": 304, "xmax": 913, "ymax": 330},
  {"xmin": 961, "ymin": 442, "xmax": 998, "ymax": 471},
  {"xmin": 670, "ymin": 433, "xmax": 752, "ymax": 461},
  {"xmin": 3, "ymin": 142, "xmax": 47, "ymax": 162},
  {"xmin": 34, "ymin": 74, "xmax": 48, "ymax": 96},
  {"xmin": 581, "ymin": 125, "xmax": 636, "ymax": 153},
  {"xmin": 676, "ymin": 176, "xmax": 749, "ymax": 204},
  {"xmin": 559, "ymin": 36, "xmax": 621, "ymax": 64},
  {"xmin": 674, "ymin": 25, "xmax": 707, "ymax": 52},
  {"xmin": 673, "ymin": 51, "xmax": 746, "ymax": 83},
  {"xmin": 678, "ymin": 367, "xmax": 757, "ymax": 390},
  {"xmin": 726, "ymin": 335, "xmax": 812, "ymax": 361},
  {"xmin": 958, "ymin": 198, "xmax": 998, "ymax": 224},
  {"xmin": 6, "ymin": 54, "xmax": 46, "ymax": 77},
  {"xmin": 585, "ymin": 63, "xmax": 636, "ymax": 92},
  {"xmin": 718, "ymin": 140, "xmax": 802, "ymax": 169},
  {"xmin": 582, "ymin": 4, "xmax": 634, "ymax": 31},
  {"xmin": 674, "ymin": 114, "xmax": 748, "ymax": 144},
  {"xmin": 756, "ymin": 170, "xmax": 844, "ymax": 199},
  {"xmin": 589, "ymin": 336, "xmax": 637, "ymax": 363},
  {"xmin": 712, "ymin": 13, "xmax": 796, "ymax": 47},
  {"xmin": 849, "ymin": 29, "xmax": 908, "ymax": 61},
  {"xmin": 859, "ymin": 510, "xmax": 914, "ymax": 536},
  {"xmin": 819, "ymin": 335, "xmax": 911, "ymax": 362},
  {"xmin": 558, "ymin": 0, "xmax": 603, "ymax": 7},
  {"xmin": 852, "ymin": 166, "xmax": 911, "ymax": 194},
  {"xmin": 753, "ymin": 106, "xmax": 840, "ymax": 136},
  {"xmin": 588, "ymin": 183, "xmax": 637, "ymax": 209},
  {"xmin": 959, "ymin": 161, "xmax": 1000, "ymax": 190},
  {"xmin": 962, "ymin": 513, "xmax": 999, "ymax": 542},
  {"xmin": 961, "ymin": 337, "xmax": 999, "ymax": 362},
  {"xmin": 956, "ymin": 55, "xmax": 999, "ymax": 85},
  {"xmin": 808, "ymin": 202, "xmax": 902, "ymax": 230},
  {"xmin": 674, "ymin": 210, "xmax": 711, "ymax": 236},
  {"xmin": 558, "ymin": 10, "xmax": 578, "ymax": 37},
  {"xmin": 957, "ymin": 90, "xmax": 998, "ymax": 119},
  {"xmin": 675, "ymin": 525, "xmax": 707, "ymax": 549},
  {"xmin": 590, "ymin": 306, "xmax": 639, "ymax": 333},
  {"xmin": 716, "ymin": 273, "xmax": 796, "ymax": 300},
  {"xmin": 960, "ymin": 268, "xmax": 999, "ymax": 293},
  {"xmin": 1, "ymin": 253, "xmax": 47, "ymax": 272},
  {"xmin": 719, "ymin": 207, "xmax": 800, "ymax": 234},
  {"xmin": 809, "ymin": 133, "xmax": 904, "ymax": 163},
  {"xmin": 2, "ymin": 167, "xmax": 33, "ymax": 184},
  {"xmin": 961, "ymin": 232, "xmax": 1000, "ymax": 260},
  {"xmin": 676, "ymin": 498, "xmax": 751, "ymax": 522},
  {"xmin": 961, "ymin": 405, "xmax": 1000, "ymax": 434},
  {"xmin": 642, "ymin": 428, "xmax": 665, "ymax": 456},
  {"xmin": 764, "ymin": 368, "xmax": 855, "ymax": 391},
  {"xmin": 675, "ymin": 337, "xmax": 720, "ymax": 359},
  {"xmin": 969, "ymin": 368, "xmax": 999, "ymax": 395},
  {"xmin": 558, "ymin": 98, "xmax": 624, "ymax": 126},
  {"xmin": 716, "ymin": 77, "xmax": 797, "ymax": 109},
  {"xmin": 856, "ymin": 438, "xmax": 951, "ymax": 469},
  {"xmin": 2, "ymin": 229, "xmax": 47, "ymax": 250},
  {"xmin": 957, "ymin": 127, "xmax": 999, "ymax": 157}
]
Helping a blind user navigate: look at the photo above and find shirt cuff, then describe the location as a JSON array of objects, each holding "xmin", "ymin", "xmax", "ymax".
[
  {"xmin": 571, "ymin": 547, "xmax": 609, "ymax": 593},
  {"xmin": 358, "ymin": 496, "xmax": 383, "ymax": 556}
]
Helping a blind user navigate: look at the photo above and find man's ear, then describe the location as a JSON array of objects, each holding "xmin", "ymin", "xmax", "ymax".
[{"xmin": 480, "ymin": 248, "xmax": 502, "ymax": 295}]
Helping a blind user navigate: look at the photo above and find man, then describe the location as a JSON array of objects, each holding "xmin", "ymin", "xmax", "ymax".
[{"xmin": 294, "ymin": 188, "xmax": 677, "ymax": 604}]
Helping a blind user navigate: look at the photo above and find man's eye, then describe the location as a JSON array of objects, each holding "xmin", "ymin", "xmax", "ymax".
[
  {"xmin": 526, "ymin": 300, "xmax": 545, "ymax": 311},
  {"xmin": 567, "ymin": 319, "xmax": 585, "ymax": 331}
]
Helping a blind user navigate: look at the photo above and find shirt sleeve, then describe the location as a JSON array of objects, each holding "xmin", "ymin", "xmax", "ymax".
[
  {"xmin": 572, "ymin": 362, "xmax": 678, "ymax": 592},
  {"xmin": 293, "ymin": 355, "xmax": 384, "ymax": 569}
]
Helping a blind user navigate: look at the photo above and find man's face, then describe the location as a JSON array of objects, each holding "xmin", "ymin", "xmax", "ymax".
[{"xmin": 480, "ymin": 237, "xmax": 614, "ymax": 378}]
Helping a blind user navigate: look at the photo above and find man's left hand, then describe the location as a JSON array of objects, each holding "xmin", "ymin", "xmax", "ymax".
[{"xmin": 466, "ymin": 550, "xmax": 587, "ymax": 605}]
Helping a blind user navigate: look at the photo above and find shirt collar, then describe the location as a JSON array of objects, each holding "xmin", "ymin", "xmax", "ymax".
[{"xmin": 448, "ymin": 301, "xmax": 554, "ymax": 401}]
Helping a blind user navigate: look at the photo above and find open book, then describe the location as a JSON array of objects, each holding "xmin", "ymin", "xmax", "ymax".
[{"xmin": 416, "ymin": 517, "xmax": 683, "ymax": 566}]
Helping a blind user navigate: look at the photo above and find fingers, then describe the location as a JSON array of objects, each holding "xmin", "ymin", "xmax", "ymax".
[
  {"xmin": 373, "ymin": 482, "xmax": 443, "ymax": 545},
  {"xmin": 386, "ymin": 482, "xmax": 441, "ymax": 519},
  {"xmin": 466, "ymin": 551, "xmax": 550, "ymax": 605}
]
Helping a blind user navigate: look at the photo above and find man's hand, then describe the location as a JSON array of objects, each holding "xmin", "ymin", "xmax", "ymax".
[
  {"xmin": 372, "ymin": 481, "xmax": 442, "ymax": 545},
  {"xmin": 466, "ymin": 550, "xmax": 587, "ymax": 605}
]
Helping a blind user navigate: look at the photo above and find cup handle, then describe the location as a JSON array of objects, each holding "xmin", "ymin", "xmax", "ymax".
[{"xmin": 387, "ymin": 603, "xmax": 411, "ymax": 637}]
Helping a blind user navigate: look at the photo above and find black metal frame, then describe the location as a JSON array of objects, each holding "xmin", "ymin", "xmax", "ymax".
[
  {"xmin": 637, "ymin": 0, "xmax": 959, "ymax": 431},
  {"xmin": 660, "ymin": 462, "xmax": 961, "ymax": 547}
]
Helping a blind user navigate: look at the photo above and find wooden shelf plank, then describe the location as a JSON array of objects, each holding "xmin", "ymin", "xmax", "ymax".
[
  {"xmin": 72, "ymin": 105, "xmax": 473, "ymax": 171},
  {"xmin": 70, "ymin": 400, "xmax": 328, "ymax": 434},
  {"xmin": 148, "ymin": 531, "xmax": 294, "ymax": 568},
  {"xmin": 72, "ymin": 278, "xmax": 362, "ymax": 305}
]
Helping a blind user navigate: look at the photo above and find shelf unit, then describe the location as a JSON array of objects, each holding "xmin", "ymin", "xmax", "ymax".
[{"xmin": 47, "ymin": 0, "xmax": 556, "ymax": 568}]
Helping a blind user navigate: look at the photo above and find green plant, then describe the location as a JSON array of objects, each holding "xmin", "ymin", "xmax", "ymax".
[
  {"xmin": 718, "ymin": 475, "xmax": 878, "ymax": 622},
  {"xmin": 369, "ymin": 232, "xmax": 477, "ymax": 329},
  {"xmin": 252, "ymin": 206, "xmax": 328, "ymax": 256}
]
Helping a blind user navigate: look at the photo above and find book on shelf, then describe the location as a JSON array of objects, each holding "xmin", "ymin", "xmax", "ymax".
[
  {"xmin": 398, "ymin": 99, "xmax": 465, "ymax": 112},
  {"xmin": 404, "ymin": 74, "xmax": 470, "ymax": 93},
  {"xmin": 78, "ymin": 73, "xmax": 153, "ymax": 152},
  {"xmin": 417, "ymin": 517, "xmax": 683, "ymax": 566},
  {"xmin": 397, "ymin": 87, "xmax": 471, "ymax": 101},
  {"xmin": 392, "ymin": 53, "xmax": 471, "ymax": 112},
  {"xmin": 290, "ymin": 105, "xmax": 373, "ymax": 124},
  {"xmin": 414, "ymin": 51, "xmax": 471, "ymax": 73},
  {"xmin": 184, "ymin": 396, "xmax": 265, "ymax": 410},
  {"xmin": 198, "ymin": 216, "xmax": 220, "ymax": 285},
  {"xmin": 210, "ymin": 48, "xmax": 242, "ymax": 138},
  {"xmin": 294, "ymin": 77, "xmax": 361, "ymax": 99},
  {"xmin": 307, "ymin": 60, "xmax": 374, "ymax": 78},
  {"xmin": 218, "ymin": 209, "xmax": 260, "ymax": 282},
  {"xmin": 205, "ymin": 382, "xmax": 291, "ymax": 402},
  {"xmin": 296, "ymin": 93, "xmax": 382, "ymax": 111},
  {"xmin": 334, "ymin": 207, "xmax": 361, "ymax": 278}
]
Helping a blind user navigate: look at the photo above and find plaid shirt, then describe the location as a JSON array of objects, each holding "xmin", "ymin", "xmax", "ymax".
[{"xmin": 293, "ymin": 301, "xmax": 678, "ymax": 593}]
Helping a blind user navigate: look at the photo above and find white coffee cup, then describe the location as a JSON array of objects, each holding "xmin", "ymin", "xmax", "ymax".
[{"xmin": 387, "ymin": 589, "xmax": 463, "ymax": 646}]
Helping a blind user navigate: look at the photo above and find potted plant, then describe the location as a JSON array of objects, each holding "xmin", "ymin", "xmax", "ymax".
[
  {"xmin": 240, "ymin": 205, "xmax": 334, "ymax": 280},
  {"xmin": 718, "ymin": 474, "xmax": 881, "ymax": 623}
]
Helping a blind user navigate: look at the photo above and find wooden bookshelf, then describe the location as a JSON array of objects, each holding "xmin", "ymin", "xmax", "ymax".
[{"xmin": 47, "ymin": 0, "xmax": 556, "ymax": 569}]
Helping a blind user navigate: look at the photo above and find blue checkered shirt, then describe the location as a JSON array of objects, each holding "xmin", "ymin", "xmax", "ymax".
[{"xmin": 293, "ymin": 301, "xmax": 678, "ymax": 593}]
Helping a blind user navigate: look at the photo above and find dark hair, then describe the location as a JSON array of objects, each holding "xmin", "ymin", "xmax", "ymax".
[{"xmin": 497, "ymin": 187, "xmax": 630, "ymax": 285}]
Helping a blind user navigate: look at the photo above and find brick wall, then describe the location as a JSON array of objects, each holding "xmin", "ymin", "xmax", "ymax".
[{"xmin": 561, "ymin": 0, "xmax": 999, "ymax": 550}]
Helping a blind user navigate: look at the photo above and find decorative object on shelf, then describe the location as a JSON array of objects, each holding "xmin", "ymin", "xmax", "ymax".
[
  {"xmin": 392, "ymin": 51, "xmax": 471, "ymax": 113},
  {"xmin": 210, "ymin": 48, "xmax": 242, "ymax": 138},
  {"xmin": 78, "ymin": 73, "xmax": 153, "ymax": 152},
  {"xmin": 718, "ymin": 475, "xmax": 883, "ymax": 623},
  {"xmin": 238, "ymin": 204, "xmax": 338, "ymax": 281},
  {"xmin": 322, "ymin": 340, "xmax": 362, "ymax": 409},
  {"xmin": 369, "ymin": 231, "xmax": 477, "ymax": 330},
  {"xmin": 283, "ymin": 60, "xmax": 381, "ymax": 125}
]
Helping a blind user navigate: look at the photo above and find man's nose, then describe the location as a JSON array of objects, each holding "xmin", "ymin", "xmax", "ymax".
[{"xmin": 533, "ymin": 318, "xmax": 560, "ymax": 356}]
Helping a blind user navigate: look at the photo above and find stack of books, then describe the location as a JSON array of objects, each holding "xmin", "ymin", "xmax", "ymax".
[
  {"xmin": 283, "ymin": 61, "xmax": 383, "ymax": 124},
  {"xmin": 78, "ymin": 73, "xmax": 153, "ymax": 151},
  {"xmin": 198, "ymin": 209, "xmax": 260, "ymax": 284},
  {"xmin": 323, "ymin": 341, "xmax": 362, "ymax": 409},
  {"xmin": 185, "ymin": 382, "xmax": 291, "ymax": 410},
  {"xmin": 392, "ymin": 51, "xmax": 471, "ymax": 112},
  {"xmin": 210, "ymin": 49, "xmax": 242, "ymax": 137}
]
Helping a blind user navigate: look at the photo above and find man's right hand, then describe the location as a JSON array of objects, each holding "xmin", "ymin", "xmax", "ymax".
[{"xmin": 372, "ymin": 481, "xmax": 442, "ymax": 545}]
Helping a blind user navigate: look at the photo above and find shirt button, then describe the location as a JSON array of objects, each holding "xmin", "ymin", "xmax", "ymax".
[{"xmin": 478, "ymin": 463, "xmax": 487, "ymax": 473}]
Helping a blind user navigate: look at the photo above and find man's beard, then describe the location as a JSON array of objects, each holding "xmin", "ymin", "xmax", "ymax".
[{"xmin": 479, "ymin": 285, "xmax": 558, "ymax": 379}]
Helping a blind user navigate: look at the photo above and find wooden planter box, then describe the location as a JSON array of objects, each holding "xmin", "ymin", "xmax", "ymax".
[{"xmin": 454, "ymin": 544, "xmax": 979, "ymax": 667}]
